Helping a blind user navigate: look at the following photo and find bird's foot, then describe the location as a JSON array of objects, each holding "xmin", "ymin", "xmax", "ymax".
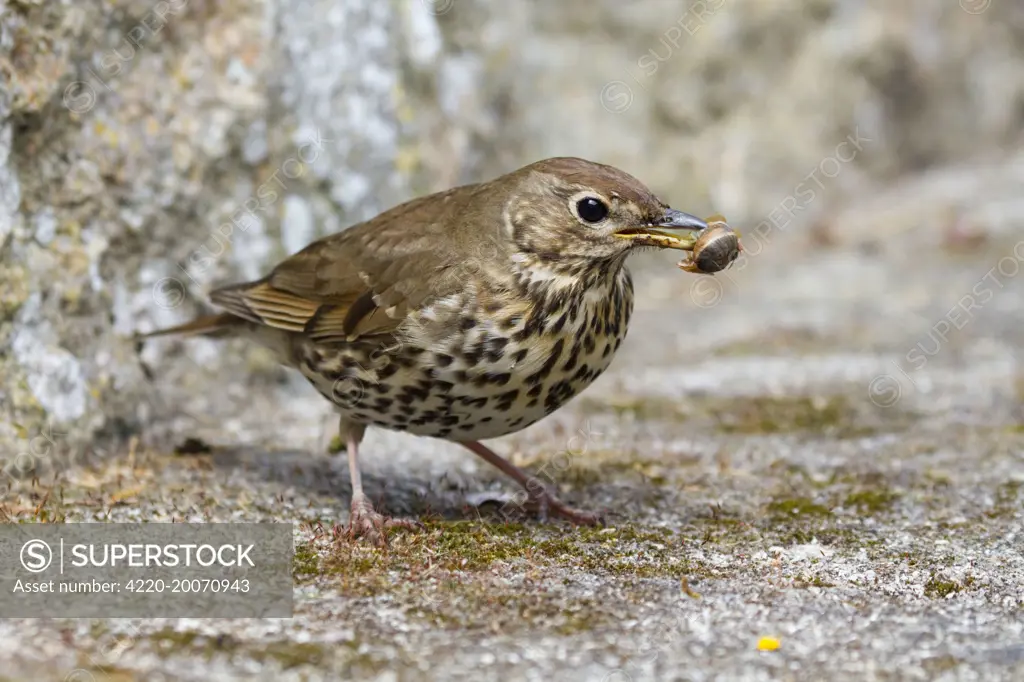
[
  {"xmin": 345, "ymin": 494, "xmax": 421, "ymax": 546},
  {"xmin": 525, "ymin": 485, "xmax": 604, "ymax": 526}
]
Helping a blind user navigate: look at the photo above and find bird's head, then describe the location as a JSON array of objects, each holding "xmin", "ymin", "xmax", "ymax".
[{"xmin": 495, "ymin": 157, "xmax": 707, "ymax": 269}]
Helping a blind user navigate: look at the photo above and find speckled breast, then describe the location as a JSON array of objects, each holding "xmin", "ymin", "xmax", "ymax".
[{"xmin": 300, "ymin": 269, "xmax": 634, "ymax": 441}]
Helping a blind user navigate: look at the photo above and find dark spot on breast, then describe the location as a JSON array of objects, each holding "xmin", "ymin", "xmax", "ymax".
[
  {"xmin": 512, "ymin": 348, "xmax": 529, "ymax": 364},
  {"xmin": 495, "ymin": 388, "xmax": 519, "ymax": 411},
  {"xmin": 550, "ymin": 312, "xmax": 568, "ymax": 335},
  {"xmin": 563, "ymin": 343, "xmax": 582, "ymax": 372},
  {"xmin": 573, "ymin": 364, "xmax": 590, "ymax": 381},
  {"xmin": 485, "ymin": 336, "xmax": 509, "ymax": 362},
  {"xmin": 497, "ymin": 389, "xmax": 519, "ymax": 403},
  {"xmin": 460, "ymin": 317, "xmax": 477, "ymax": 330},
  {"xmin": 544, "ymin": 379, "xmax": 574, "ymax": 411},
  {"xmin": 522, "ymin": 306, "xmax": 547, "ymax": 338},
  {"xmin": 435, "ymin": 353, "xmax": 454, "ymax": 367},
  {"xmin": 463, "ymin": 346, "xmax": 483, "ymax": 366},
  {"xmin": 526, "ymin": 338, "xmax": 564, "ymax": 385}
]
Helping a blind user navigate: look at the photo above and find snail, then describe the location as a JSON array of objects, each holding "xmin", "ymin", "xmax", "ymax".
[{"xmin": 677, "ymin": 214, "xmax": 742, "ymax": 274}]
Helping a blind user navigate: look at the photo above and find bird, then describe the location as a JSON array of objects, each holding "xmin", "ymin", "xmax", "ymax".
[{"xmin": 145, "ymin": 157, "xmax": 710, "ymax": 543}]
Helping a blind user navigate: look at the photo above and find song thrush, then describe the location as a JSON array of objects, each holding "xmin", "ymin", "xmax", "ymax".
[{"xmin": 147, "ymin": 157, "xmax": 711, "ymax": 543}]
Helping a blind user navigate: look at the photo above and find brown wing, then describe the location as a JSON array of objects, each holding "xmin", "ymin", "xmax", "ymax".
[{"xmin": 210, "ymin": 185, "xmax": 479, "ymax": 344}]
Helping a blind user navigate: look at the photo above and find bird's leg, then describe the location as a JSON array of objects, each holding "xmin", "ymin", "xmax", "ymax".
[
  {"xmin": 459, "ymin": 441, "xmax": 603, "ymax": 526},
  {"xmin": 342, "ymin": 421, "xmax": 419, "ymax": 545}
]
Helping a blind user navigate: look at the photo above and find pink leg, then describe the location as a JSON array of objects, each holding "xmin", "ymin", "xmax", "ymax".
[
  {"xmin": 344, "ymin": 424, "xmax": 420, "ymax": 544},
  {"xmin": 459, "ymin": 440, "xmax": 602, "ymax": 525}
]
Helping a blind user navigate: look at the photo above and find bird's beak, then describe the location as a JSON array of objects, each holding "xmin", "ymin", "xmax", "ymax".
[
  {"xmin": 613, "ymin": 208, "xmax": 707, "ymax": 250},
  {"xmin": 658, "ymin": 209, "xmax": 708, "ymax": 231}
]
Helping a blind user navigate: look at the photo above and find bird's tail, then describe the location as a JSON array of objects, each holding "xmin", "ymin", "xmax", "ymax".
[{"xmin": 138, "ymin": 312, "xmax": 247, "ymax": 340}]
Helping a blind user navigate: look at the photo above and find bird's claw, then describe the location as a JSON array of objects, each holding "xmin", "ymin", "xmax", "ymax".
[
  {"xmin": 524, "ymin": 487, "xmax": 604, "ymax": 526},
  {"xmin": 345, "ymin": 495, "xmax": 422, "ymax": 546}
]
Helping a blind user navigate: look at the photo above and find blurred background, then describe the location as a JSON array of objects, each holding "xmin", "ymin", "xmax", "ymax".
[{"xmin": 2, "ymin": 0, "xmax": 1023, "ymax": 479}]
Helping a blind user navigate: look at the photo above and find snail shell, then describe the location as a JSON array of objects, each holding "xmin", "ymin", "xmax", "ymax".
[{"xmin": 680, "ymin": 224, "xmax": 741, "ymax": 274}]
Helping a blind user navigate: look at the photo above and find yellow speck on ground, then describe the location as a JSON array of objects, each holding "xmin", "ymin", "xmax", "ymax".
[{"xmin": 757, "ymin": 637, "xmax": 781, "ymax": 652}]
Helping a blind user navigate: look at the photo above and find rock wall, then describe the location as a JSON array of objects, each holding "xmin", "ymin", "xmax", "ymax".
[{"xmin": 1, "ymin": 0, "xmax": 1022, "ymax": 466}]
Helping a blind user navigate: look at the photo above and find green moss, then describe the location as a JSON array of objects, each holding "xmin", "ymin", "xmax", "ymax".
[
  {"xmin": 292, "ymin": 541, "xmax": 320, "ymax": 579},
  {"xmin": 581, "ymin": 390, "xmax": 916, "ymax": 439},
  {"xmin": 311, "ymin": 520, "xmax": 691, "ymax": 598},
  {"xmin": 995, "ymin": 481, "xmax": 1023, "ymax": 505},
  {"xmin": 258, "ymin": 641, "xmax": 330, "ymax": 669},
  {"xmin": 577, "ymin": 396, "xmax": 688, "ymax": 422},
  {"xmin": 983, "ymin": 481, "xmax": 1023, "ymax": 519},
  {"xmin": 322, "ymin": 547, "xmax": 383, "ymax": 576},
  {"xmin": 921, "ymin": 654, "xmax": 963, "ymax": 673},
  {"xmin": 708, "ymin": 395, "xmax": 879, "ymax": 438},
  {"xmin": 767, "ymin": 496, "xmax": 833, "ymax": 518},
  {"xmin": 843, "ymin": 489, "xmax": 899, "ymax": 513},
  {"xmin": 781, "ymin": 529, "xmax": 816, "ymax": 544},
  {"xmin": 424, "ymin": 520, "xmax": 535, "ymax": 569},
  {"xmin": 562, "ymin": 456, "xmax": 672, "ymax": 487},
  {"xmin": 923, "ymin": 577, "xmax": 960, "ymax": 598},
  {"xmin": 145, "ymin": 628, "xmax": 338, "ymax": 669},
  {"xmin": 924, "ymin": 572, "xmax": 977, "ymax": 599},
  {"xmin": 407, "ymin": 582, "xmax": 615, "ymax": 634},
  {"xmin": 794, "ymin": 574, "xmax": 835, "ymax": 588}
]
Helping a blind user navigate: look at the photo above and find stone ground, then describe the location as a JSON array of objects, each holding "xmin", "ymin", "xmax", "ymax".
[{"xmin": 2, "ymin": 164, "xmax": 1023, "ymax": 681}]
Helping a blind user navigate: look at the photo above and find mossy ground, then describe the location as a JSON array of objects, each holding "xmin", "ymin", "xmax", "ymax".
[
  {"xmin": 579, "ymin": 393, "xmax": 917, "ymax": 439},
  {"xmin": 2, "ymin": 350, "xmax": 1022, "ymax": 679}
]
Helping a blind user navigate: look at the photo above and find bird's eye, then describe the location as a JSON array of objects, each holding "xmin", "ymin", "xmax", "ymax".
[{"xmin": 575, "ymin": 197, "xmax": 609, "ymax": 223}]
